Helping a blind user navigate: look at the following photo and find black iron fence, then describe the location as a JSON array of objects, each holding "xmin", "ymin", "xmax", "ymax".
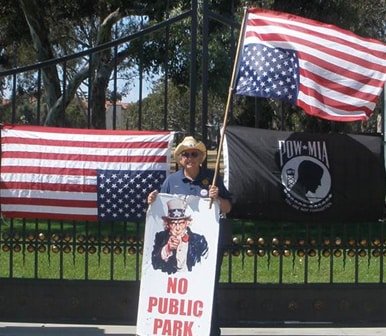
[
  {"xmin": 0, "ymin": 0, "xmax": 240, "ymax": 142},
  {"xmin": 0, "ymin": 216, "xmax": 385, "ymax": 326},
  {"xmin": 0, "ymin": 218, "xmax": 385, "ymax": 284}
]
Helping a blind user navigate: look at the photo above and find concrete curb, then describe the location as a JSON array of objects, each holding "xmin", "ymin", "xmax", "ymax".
[{"xmin": 1, "ymin": 323, "xmax": 386, "ymax": 336}]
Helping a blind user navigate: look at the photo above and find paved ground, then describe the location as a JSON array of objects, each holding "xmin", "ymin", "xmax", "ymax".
[{"xmin": 0, "ymin": 323, "xmax": 386, "ymax": 336}]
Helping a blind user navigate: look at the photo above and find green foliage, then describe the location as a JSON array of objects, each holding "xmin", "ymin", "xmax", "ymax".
[
  {"xmin": 0, "ymin": 0, "xmax": 384, "ymax": 131},
  {"xmin": 123, "ymin": 78, "xmax": 234, "ymax": 140},
  {"xmin": 63, "ymin": 99, "xmax": 88, "ymax": 128},
  {"xmin": 0, "ymin": 100, "xmax": 13, "ymax": 123}
]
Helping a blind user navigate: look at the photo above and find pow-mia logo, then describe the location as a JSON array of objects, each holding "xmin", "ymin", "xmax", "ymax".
[{"xmin": 278, "ymin": 139, "xmax": 332, "ymax": 212}]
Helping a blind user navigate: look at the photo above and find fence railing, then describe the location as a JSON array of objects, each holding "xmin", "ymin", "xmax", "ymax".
[{"xmin": 1, "ymin": 204, "xmax": 384, "ymax": 284}]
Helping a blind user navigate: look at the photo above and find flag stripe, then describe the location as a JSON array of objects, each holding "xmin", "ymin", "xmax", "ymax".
[
  {"xmin": 245, "ymin": 32, "xmax": 385, "ymax": 85},
  {"xmin": 1, "ymin": 181, "xmax": 97, "ymax": 192},
  {"xmin": 1, "ymin": 197, "xmax": 96, "ymax": 208},
  {"xmin": 1, "ymin": 158, "xmax": 169, "ymax": 171},
  {"xmin": 1, "ymin": 186, "xmax": 97, "ymax": 219},
  {"xmin": 245, "ymin": 23, "xmax": 385, "ymax": 73},
  {"xmin": 2, "ymin": 143, "xmax": 171, "ymax": 157},
  {"xmin": 1, "ymin": 125, "xmax": 174, "ymax": 221},
  {"xmin": 2, "ymin": 173, "xmax": 96, "ymax": 186},
  {"xmin": 0, "ymin": 211, "xmax": 97, "ymax": 221},
  {"xmin": 2, "ymin": 124, "xmax": 169, "ymax": 136},
  {"xmin": 298, "ymin": 60, "xmax": 380, "ymax": 96},
  {"xmin": 299, "ymin": 77, "xmax": 374, "ymax": 113},
  {"xmin": 247, "ymin": 12, "xmax": 386, "ymax": 57},
  {"xmin": 2, "ymin": 136, "xmax": 169, "ymax": 148},
  {"xmin": 1, "ymin": 151, "xmax": 167, "ymax": 163},
  {"xmin": 2, "ymin": 204, "xmax": 97, "ymax": 215},
  {"xmin": 299, "ymin": 67, "xmax": 379, "ymax": 103},
  {"xmin": 297, "ymin": 95, "xmax": 365, "ymax": 120},
  {"xmin": 1, "ymin": 165, "xmax": 97, "ymax": 176},
  {"xmin": 244, "ymin": 31, "xmax": 385, "ymax": 86},
  {"xmin": 1, "ymin": 189, "xmax": 96, "ymax": 201},
  {"xmin": 235, "ymin": 8, "xmax": 386, "ymax": 122}
]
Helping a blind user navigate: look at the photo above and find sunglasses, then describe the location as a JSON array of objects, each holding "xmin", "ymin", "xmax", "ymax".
[{"xmin": 181, "ymin": 151, "xmax": 200, "ymax": 158}]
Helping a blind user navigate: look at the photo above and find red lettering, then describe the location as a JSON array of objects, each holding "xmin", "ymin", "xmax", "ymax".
[
  {"xmin": 162, "ymin": 319, "xmax": 172, "ymax": 335},
  {"xmin": 158, "ymin": 297, "xmax": 167, "ymax": 314},
  {"xmin": 147, "ymin": 297, "xmax": 157, "ymax": 312},
  {"xmin": 153, "ymin": 318, "xmax": 162, "ymax": 334},
  {"xmin": 167, "ymin": 277, "xmax": 177, "ymax": 293},
  {"xmin": 167, "ymin": 277, "xmax": 188, "ymax": 294},
  {"xmin": 173, "ymin": 320, "xmax": 183, "ymax": 336},
  {"xmin": 169, "ymin": 298, "xmax": 178, "ymax": 315},
  {"xmin": 148, "ymin": 296, "xmax": 204, "ymax": 317},
  {"xmin": 183, "ymin": 321, "xmax": 193, "ymax": 336},
  {"xmin": 152, "ymin": 318, "xmax": 195, "ymax": 336},
  {"xmin": 193, "ymin": 300, "xmax": 203, "ymax": 317},
  {"xmin": 179, "ymin": 299, "xmax": 191, "ymax": 316},
  {"xmin": 179, "ymin": 299, "xmax": 186, "ymax": 316},
  {"xmin": 178, "ymin": 278, "xmax": 188, "ymax": 294}
]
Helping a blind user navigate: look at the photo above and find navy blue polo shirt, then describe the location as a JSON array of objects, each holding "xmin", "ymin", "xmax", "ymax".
[{"xmin": 160, "ymin": 168, "xmax": 232, "ymax": 201}]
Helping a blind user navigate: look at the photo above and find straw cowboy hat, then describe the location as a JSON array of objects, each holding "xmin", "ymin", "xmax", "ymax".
[{"xmin": 174, "ymin": 136, "xmax": 207, "ymax": 163}]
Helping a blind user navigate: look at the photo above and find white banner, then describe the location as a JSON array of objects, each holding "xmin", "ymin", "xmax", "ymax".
[{"xmin": 136, "ymin": 193, "xmax": 220, "ymax": 336}]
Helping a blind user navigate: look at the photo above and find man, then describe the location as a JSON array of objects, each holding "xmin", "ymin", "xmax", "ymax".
[
  {"xmin": 148, "ymin": 136, "xmax": 232, "ymax": 336},
  {"xmin": 152, "ymin": 198, "xmax": 208, "ymax": 274}
]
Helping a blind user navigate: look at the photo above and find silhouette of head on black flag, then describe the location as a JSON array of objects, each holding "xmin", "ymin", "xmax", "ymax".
[{"xmin": 290, "ymin": 160, "xmax": 324, "ymax": 203}]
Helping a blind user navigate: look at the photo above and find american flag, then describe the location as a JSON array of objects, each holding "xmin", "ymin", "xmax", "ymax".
[
  {"xmin": 235, "ymin": 8, "xmax": 386, "ymax": 122},
  {"xmin": 0, "ymin": 125, "xmax": 174, "ymax": 222},
  {"xmin": 97, "ymin": 170, "xmax": 165, "ymax": 221}
]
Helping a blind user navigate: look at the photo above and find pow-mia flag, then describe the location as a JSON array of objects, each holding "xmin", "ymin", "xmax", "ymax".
[{"xmin": 223, "ymin": 126, "xmax": 385, "ymax": 222}]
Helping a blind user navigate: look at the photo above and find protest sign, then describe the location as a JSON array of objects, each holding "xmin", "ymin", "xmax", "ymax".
[{"xmin": 136, "ymin": 193, "xmax": 220, "ymax": 336}]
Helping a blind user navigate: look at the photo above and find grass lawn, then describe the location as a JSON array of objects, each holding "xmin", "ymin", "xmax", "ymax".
[
  {"xmin": 1, "ymin": 245, "xmax": 384, "ymax": 283},
  {"xmin": 0, "ymin": 218, "xmax": 384, "ymax": 283},
  {"xmin": 220, "ymin": 252, "xmax": 384, "ymax": 283}
]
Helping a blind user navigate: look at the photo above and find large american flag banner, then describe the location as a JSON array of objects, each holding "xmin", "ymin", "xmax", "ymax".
[
  {"xmin": 0, "ymin": 125, "xmax": 174, "ymax": 222},
  {"xmin": 235, "ymin": 8, "xmax": 386, "ymax": 122}
]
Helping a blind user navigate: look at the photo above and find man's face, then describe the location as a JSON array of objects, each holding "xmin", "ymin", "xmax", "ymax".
[
  {"xmin": 167, "ymin": 218, "xmax": 188, "ymax": 237},
  {"xmin": 179, "ymin": 150, "xmax": 202, "ymax": 168}
]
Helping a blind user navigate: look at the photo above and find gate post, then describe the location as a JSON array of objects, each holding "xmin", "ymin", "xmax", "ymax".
[{"xmin": 189, "ymin": 0, "xmax": 198, "ymax": 135}]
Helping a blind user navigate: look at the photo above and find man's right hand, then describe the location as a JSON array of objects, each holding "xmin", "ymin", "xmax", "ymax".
[
  {"xmin": 167, "ymin": 235, "xmax": 180, "ymax": 251},
  {"xmin": 147, "ymin": 190, "xmax": 159, "ymax": 204}
]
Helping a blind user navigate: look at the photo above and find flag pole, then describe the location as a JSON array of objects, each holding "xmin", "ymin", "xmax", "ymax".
[{"xmin": 210, "ymin": 7, "xmax": 249, "ymax": 208}]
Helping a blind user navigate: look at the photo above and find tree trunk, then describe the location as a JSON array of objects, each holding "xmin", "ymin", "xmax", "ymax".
[
  {"xmin": 91, "ymin": 63, "xmax": 111, "ymax": 129},
  {"xmin": 89, "ymin": 8, "xmax": 122, "ymax": 129},
  {"xmin": 19, "ymin": 0, "xmax": 62, "ymax": 125}
]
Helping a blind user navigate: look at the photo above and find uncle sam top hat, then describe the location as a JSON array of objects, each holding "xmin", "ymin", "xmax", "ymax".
[{"xmin": 162, "ymin": 198, "xmax": 191, "ymax": 220}]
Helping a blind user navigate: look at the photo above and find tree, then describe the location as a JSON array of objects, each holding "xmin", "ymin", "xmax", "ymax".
[
  {"xmin": 0, "ymin": 0, "xmax": 193, "ymax": 127},
  {"xmin": 0, "ymin": 0, "xmax": 383, "ymax": 133}
]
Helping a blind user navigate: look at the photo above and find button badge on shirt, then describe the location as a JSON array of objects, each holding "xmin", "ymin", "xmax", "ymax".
[{"xmin": 200, "ymin": 189, "xmax": 208, "ymax": 197}]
